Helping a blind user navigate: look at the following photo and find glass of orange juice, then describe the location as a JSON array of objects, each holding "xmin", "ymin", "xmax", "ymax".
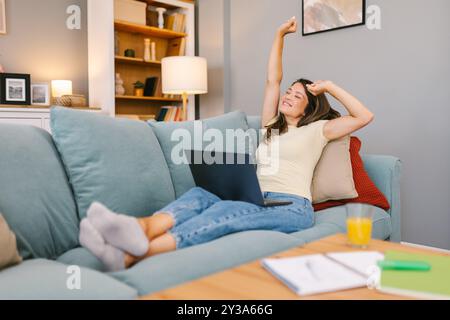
[{"xmin": 346, "ymin": 203, "xmax": 374, "ymax": 248}]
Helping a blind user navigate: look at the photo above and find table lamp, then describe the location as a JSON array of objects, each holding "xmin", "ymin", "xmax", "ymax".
[
  {"xmin": 162, "ymin": 56, "xmax": 208, "ymax": 121},
  {"xmin": 51, "ymin": 80, "xmax": 73, "ymax": 106}
]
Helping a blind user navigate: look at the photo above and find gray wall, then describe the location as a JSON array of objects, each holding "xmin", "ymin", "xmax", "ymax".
[
  {"xmin": 199, "ymin": 0, "xmax": 450, "ymax": 249},
  {"xmin": 198, "ymin": 0, "xmax": 226, "ymax": 118},
  {"xmin": 0, "ymin": 0, "xmax": 88, "ymax": 98}
]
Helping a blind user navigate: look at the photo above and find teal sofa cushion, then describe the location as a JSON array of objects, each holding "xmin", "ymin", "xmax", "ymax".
[
  {"xmin": 57, "ymin": 247, "xmax": 106, "ymax": 272},
  {"xmin": 149, "ymin": 111, "xmax": 250, "ymax": 198},
  {"xmin": 0, "ymin": 124, "xmax": 79, "ymax": 260},
  {"xmin": 203, "ymin": 110, "xmax": 249, "ymax": 132},
  {"xmin": 51, "ymin": 107, "xmax": 176, "ymax": 218},
  {"xmin": 0, "ymin": 259, "xmax": 137, "ymax": 300},
  {"xmin": 148, "ymin": 121, "xmax": 198, "ymax": 198},
  {"xmin": 111, "ymin": 230, "xmax": 303, "ymax": 295},
  {"xmin": 290, "ymin": 204, "xmax": 392, "ymax": 243}
]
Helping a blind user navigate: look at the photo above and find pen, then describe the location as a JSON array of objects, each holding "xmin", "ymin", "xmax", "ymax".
[
  {"xmin": 305, "ymin": 260, "xmax": 321, "ymax": 281},
  {"xmin": 377, "ymin": 260, "xmax": 431, "ymax": 271}
]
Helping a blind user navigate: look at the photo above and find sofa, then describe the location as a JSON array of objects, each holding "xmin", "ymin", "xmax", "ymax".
[{"xmin": 0, "ymin": 107, "xmax": 402, "ymax": 300}]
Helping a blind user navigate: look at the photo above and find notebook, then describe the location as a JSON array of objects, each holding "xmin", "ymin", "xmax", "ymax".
[
  {"xmin": 261, "ymin": 251, "xmax": 384, "ymax": 296},
  {"xmin": 379, "ymin": 250, "xmax": 450, "ymax": 300}
]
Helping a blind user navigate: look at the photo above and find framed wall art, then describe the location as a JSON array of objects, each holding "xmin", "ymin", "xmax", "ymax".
[{"xmin": 303, "ymin": 0, "xmax": 366, "ymax": 36}]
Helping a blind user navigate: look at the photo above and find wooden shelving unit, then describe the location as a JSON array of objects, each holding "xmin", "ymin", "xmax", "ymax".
[{"xmin": 113, "ymin": 0, "xmax": 195, "ymax": 121}]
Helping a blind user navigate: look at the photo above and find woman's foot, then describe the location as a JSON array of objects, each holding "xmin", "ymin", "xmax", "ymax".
[
  {"xmin": 86, "ymin": 202, "xmax": 149, "ymax": 257},
  {"xmin": 79, "ymin": 219, "xmax": 126, "ymax": 272}
]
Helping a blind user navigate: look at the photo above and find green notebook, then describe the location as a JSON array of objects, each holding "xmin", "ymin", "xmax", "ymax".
[{"xmin": 379, "ymin": 250, "xmax": 450, "ymax": 300}]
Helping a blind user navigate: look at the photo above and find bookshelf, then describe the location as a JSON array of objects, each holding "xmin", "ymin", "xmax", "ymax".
[{"xmin": 113, "ymin": 0, "xmax": 195, "ymax": 121}]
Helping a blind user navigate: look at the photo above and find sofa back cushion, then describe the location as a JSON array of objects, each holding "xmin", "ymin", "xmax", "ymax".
[
  {"xmin": 149, "ymin": 111, "xmax": 251, "ymax": 198},
  {"xmin": 51, "ymin": 107, "xmax": 175, "ymax": 219},
  {"xmin": 0, "ymin": 214, "xmax": 23, "ymax": 269},
  {"xmin": 148, "ymin": 121, "xmax": 197, "ymax": 198},
  {"xmin": 0, "ymin": 125, "xmax": 79, "ymax": 259}
]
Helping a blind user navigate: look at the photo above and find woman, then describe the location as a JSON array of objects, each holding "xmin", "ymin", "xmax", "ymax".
[{"xmin": 79, "ymin": 17, "xmax": 374, "ymax": 271}]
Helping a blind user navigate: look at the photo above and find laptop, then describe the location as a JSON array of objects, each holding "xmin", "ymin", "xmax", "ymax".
[{"xmin": 185, "ymin": 149, "xmax": 292, "ymax": 207}]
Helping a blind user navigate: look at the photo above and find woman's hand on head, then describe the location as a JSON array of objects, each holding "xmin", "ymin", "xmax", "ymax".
[
  {"xmin": 278, "ymin": 16, "xmax": 298, "ymax": 37},
  {"xmin": 306, "ymin": 80, "xmax": 334, "ymax": 96}
]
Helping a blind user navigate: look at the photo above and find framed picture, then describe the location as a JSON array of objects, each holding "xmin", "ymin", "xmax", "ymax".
[
  {"xmin": 0, "ymin": 0, "xmax": 6, "ymax": 35},
  {"xmin": 302, "ymin": 0, "xmax": 366, "ymax": 36},
  {"xmin": 0, "ymin": 73, "xmax": 31, "ymax": 105},
  {"xmin": 31, "ymin": 83, "xmax": 50, "ymax": 106}
]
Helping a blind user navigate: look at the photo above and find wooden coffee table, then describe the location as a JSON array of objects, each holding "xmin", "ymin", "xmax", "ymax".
[{"xmin": 143, "ymin": 234, "xmax": 449, "ymax": 300}]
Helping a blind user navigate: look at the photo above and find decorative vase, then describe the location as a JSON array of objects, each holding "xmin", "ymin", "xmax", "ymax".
[
  {"xmin": 144, "ymin": 39, "xmax": 151, "ymax": 62},
  {"xmin": 115, "ymin": 73, "xmax": 126, "ymax": 96},
  {"xmin": 151, "ymin": 42, "xmax": 156, "ymax": 61},
  {"xmin": 134, "ymin": 88, "xmax": 144, "ymax": 97},
  {"xmin": 156, "ymin": 8, "xmax": 167, "ymax": 29}
]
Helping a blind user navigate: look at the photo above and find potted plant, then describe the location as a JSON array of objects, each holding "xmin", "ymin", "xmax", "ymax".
[{"xmin": 133, "ymin": 81, "xmax": 145, "ymax": 97}]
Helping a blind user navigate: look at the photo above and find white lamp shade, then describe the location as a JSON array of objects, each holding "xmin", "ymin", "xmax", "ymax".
[
  {"xmin": 51, "ymin": 80, "xmax": 73, "ymax": 97},
  {"xmin": 162, "ymin": 56, "xmax": 208, "ymax": 95}
]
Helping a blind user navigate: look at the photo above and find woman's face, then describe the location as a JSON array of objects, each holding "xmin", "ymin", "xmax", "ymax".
[{"xmin": 279, "ymin": 82, "xmax": 309, "ymax": 119}]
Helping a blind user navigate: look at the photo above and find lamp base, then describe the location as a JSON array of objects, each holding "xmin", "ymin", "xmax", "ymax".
[{"xmin": 182, "ymin": 92, "xmax": 188, "ymax": 121}]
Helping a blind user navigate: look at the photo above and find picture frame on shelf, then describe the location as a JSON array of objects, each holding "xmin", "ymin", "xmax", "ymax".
[
  {"xmin": 0, "ymin": 73, "xmax": 31, "ymax": 105},
  {"xmin": 0, "ymin": 0, "xmax": 6, "ymax": 35},
  {"xmin": 302, "ymin": 0, "xmax": 366, "ymax": 36},
  {"xmin": 31, "ymin": 83, "xmax": 50, "ymax": 106}
]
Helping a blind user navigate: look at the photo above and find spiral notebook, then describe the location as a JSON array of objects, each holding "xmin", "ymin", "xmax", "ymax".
[
  {"xmin": 379, "ymin": 251, "xmax": 450, "ymax": 300},
  {"xmin": 261, "ymin": 251, "xmax": 384, "ymax": 296}
]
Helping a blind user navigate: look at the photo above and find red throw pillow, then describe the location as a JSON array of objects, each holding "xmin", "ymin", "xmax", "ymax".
[{"xmin": 313, "ymin": 137, "xmax": 391, "ymax": 212}]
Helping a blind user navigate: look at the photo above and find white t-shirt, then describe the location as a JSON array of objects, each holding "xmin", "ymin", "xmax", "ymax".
[{"xmin": 256, "ymin": 120, "xmax": 330, "ymax": 202}]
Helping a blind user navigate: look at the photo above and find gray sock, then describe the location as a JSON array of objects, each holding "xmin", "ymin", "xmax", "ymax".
[
  {"xmin": 87, "ymin": 202, "xmax": 149, "ymax": 257},
  {"xmin": 79, "ymin": 218, "xmax": 126, "ymax": 272}
]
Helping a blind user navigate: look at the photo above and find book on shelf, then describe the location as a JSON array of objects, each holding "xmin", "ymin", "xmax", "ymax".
[
  {"xmin": 144, "ymin": 77, "xmax": 159, "ymax": 97},
  {"xmin": 166, "ymin": 37, "xmax": 186, "ymax": 56},
  {"xmin": 166, "ymin": 13, "xmax": 186, "ymax": 33},
  {"xmin": 163, "ymin": 93, "xmax": 182, "ymax": 100},
  {"xmin": 166, "ymin": 14, "xmax": 175, "ymax": 30},
  {"xmin": 147, "ymin": 11, "xmax": 159, "ymax": 27},
  {"xmin": 146, "ymin": 11, "xmax": 185, "ymax": 33},
  {"xmin": 156, "ymin": 106, "xmax": 182, "ymax": 122},
  {"xmin": 156, "ymin": 108, "xmax": 167, "ymax": 122}
]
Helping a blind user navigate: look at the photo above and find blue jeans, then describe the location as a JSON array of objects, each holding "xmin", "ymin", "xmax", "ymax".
[{"xmin": 157, "ymin": 187, "xmax": 314, "ymax": 249}]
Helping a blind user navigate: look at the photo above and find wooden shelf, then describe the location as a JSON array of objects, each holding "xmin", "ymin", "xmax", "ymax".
[
  {"xmin": 138, "ymin": 0, "xmax": 195, "ymax": 10},
  {"xmin": 115, "ymin": 56, "xmax": 162, "ymax": 67},
  {"xmin": 115, "ymin": 20, "xmax": 187, "ymax": 39},
  {"xmin": 115, "ymin": 95, "xmax": 182, "ymax": 102}
]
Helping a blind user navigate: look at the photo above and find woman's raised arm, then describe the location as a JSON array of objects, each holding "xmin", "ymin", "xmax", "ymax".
[
  {"xmin": 261, "ymin": 17, "xmax": 297, "ymax": 127},
  {"xmin": 307, "ymin": 81, "xmax": 375, "ymax": 140}
]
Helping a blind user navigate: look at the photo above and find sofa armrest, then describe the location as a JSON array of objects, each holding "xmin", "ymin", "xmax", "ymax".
[{"xmin": 361, "ymin": 155, "xmax": 402, "ymax": 242}]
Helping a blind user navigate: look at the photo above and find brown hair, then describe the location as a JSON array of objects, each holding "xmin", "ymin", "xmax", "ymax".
[{"xmin": 264, "ymin": 78, "xmax": 341, "ymax": 142}]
